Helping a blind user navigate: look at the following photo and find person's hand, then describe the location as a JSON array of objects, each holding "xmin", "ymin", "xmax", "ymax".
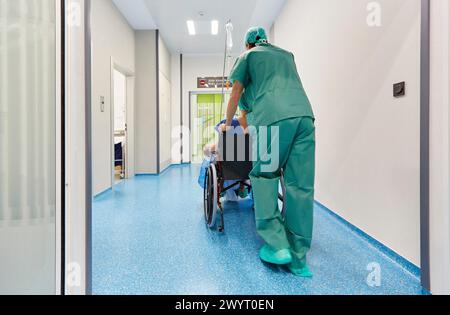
[{"xmin": 219, "ymin": 124, "xmax": 232, "ymax": 133}]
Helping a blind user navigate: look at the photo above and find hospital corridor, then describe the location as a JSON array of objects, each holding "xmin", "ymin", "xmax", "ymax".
[
  {"xmin": 92, "ymin": 165, "xmax": 424, "ymax": 295},
  {"xmin": 1, "ymin": 0, "xmax": 450, "ymax": 299}
]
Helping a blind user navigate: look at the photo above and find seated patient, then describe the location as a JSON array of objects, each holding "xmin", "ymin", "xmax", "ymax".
[
  {"xmin": 203, "ymin": 110, "xmax": 249, "ymax": 158},
  {"xmin": 198, "ymin": 110, "xmax": 251, "ymax": 202}
]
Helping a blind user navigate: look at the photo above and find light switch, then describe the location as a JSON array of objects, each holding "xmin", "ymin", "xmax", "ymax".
[
  {"xmin": 393, "ymin": 82, "xmax": 406, "ymax": 98},
  {"xmin": 100, "ymin": 96, "xmax": 105, "ymax": 112}
]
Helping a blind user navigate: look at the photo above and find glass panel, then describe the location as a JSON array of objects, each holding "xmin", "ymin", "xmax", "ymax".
[
  {"xmin": 0, "ymin": 0, "xmax": 56, "ymax": 294},
  {"xmin": 191, "ymin": 93, "xmax": 230, "ymax": 163}
]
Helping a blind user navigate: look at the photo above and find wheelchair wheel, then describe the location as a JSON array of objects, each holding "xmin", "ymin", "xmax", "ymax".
[
  {"xmin": 279, "ymin": 171, "xmax": 287, "ymax": 217},
  {"xmin": 204, "ymin": 164, "xmax": 218, "ymax": 228}
]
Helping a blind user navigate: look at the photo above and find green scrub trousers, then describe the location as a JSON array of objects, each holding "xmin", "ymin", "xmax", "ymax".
[{"xmin": 250, "ymin": 117, "xmax": 315, "ymax": 269}]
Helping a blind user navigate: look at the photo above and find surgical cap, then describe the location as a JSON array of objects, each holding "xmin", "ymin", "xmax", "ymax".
[{"xmin": 245, "ymin": 27, "xmax": 268, "ymax": 45}]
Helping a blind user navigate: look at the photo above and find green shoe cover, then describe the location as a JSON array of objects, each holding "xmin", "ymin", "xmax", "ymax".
[
  {"xmin": 289, "ymin": 265, "xmax": 313, "ymax": 278},
  {"xmin": 259, "ymin": 245, "xmax": 292, "ymax": 265}
]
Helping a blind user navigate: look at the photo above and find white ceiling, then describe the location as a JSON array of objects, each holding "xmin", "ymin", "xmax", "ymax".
[
  {"xmin": 112, "ymin": 0, "xmax": 286, "ymax": 55},
  {"xmin": 112, "ymin": 0, "xmax": 157, "ymax": 29}
]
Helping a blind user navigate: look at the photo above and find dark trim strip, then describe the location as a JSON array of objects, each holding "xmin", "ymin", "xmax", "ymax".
[
  {"xmin": 180, "ymin": 54, "xmax": 183, "ymax": 164},
  {"xmin": 60, "ymin": 0, "xmax": 66, "ymax": 296},
  {"xmin": 156, "ymin": 30, "xmax": 161, "ymax": 174},
  {"xmin": 420, "ymin": 0, "xmax": 431, "ymax": 292},
  {"xmin": 84, "ymin": 0, "xmax": 93, "ymax": 295},
  {"xmin": 189, "ymin": 92, "xmax": 192, "ymax": 164}
]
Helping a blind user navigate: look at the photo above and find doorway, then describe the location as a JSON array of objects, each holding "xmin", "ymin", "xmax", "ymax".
[
  {"xmin": 110, "ymin": 61, "xmax": 135, "ymax": 188},
  {"xmin": 190, "ymin": 92, "xmax": 230, "ymax": 163},
  {"xmin": 113, "ymin": 70, "xmax": 126, "ymax": 183}
]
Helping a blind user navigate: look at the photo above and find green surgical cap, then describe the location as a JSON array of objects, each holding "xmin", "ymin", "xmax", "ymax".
[{"xmin": 245, "ymin": 27, "xmax": 268, "ymax": 45}]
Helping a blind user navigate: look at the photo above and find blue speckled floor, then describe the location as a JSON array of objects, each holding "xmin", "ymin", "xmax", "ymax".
[{"xmin": 93, "ymin": 164, "xmax": 425, "ymax": 295}]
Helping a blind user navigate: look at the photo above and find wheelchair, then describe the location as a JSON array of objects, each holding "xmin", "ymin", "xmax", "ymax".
[{"xmin": 203, "ymin": 132, "xmax": 286, "ymax": 232}]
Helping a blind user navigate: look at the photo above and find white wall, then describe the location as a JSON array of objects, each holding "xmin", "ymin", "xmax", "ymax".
[
  {"xmin": 429, "ymin": 0, "xmax": 450, "ymax": 295},
  {"xmin": 274, "ymin": 0, "xmax": 421, "ymax": 265},
  {"xmin": 126, "ymin": 75, "xmax": 136, "ymax": 178},
  {"xmin": 135, "ymin": 30, "xmax": 158, "ymax": 174},
  {"xmin": 158, "ymin": 35, "xmax": 172, "ymax": 171},
  {"xmin": 91, "ymin": 0, "xmax": 135, "ymax": 195},
  {"xmin": 181, "ymin": 55, "xmax": 237, "ymax": 162},
  {"xmin": 171, "ymin": 54, "xmax": 182, "ymax": 164}
]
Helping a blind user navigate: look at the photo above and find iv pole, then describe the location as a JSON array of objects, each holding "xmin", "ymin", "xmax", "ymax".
[{"xmin": 221, "ymin": 20, "xmax": 233, "ymax": 115}]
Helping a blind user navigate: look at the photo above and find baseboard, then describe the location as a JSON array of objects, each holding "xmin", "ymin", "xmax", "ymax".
[
  {"xmin": 135, "ymin": 163, "xmax": 190, "ymax": 177},
  {"xmin": 93, "ymin": 187, "xmax": 112, "ymax": 199},
  {"xmin": 315, "ymin": 201, "xmax": 421, "ymax": 279}
]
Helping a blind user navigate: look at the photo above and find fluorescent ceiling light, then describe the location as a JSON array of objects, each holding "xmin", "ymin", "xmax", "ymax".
[
  {"xmin": 187, "ymin": 20, "xmax": 196, "ymax": 35},
  {"xmin": 211, "ymin": 20, "xmax": 219, "ymax": 35}
]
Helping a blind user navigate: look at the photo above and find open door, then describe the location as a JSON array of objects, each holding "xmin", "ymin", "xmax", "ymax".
[
  {"xmin": 110, "ymin": 61, "xmax": 135, "ymax": 188},
  {"xmin": 113, "ymin": 69, "xmax": 127, "ymax": 184}
]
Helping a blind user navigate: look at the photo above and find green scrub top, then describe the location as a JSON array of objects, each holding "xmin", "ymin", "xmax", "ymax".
[{"xmin": 229, "ymin": 43, "xmax": 315, "ymax": 127}]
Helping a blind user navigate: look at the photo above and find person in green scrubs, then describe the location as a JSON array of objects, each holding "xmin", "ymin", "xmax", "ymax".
[{"xmin": 222, "ymin": 27, "xmax": 316, "ymax": 277}]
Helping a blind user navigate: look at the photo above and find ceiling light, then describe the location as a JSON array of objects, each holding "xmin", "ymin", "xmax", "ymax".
[
  {"xmin": 211, "ymin": 20, "xmax": 219, "ymax": 35},
  {"xmin": 187, "ymin": 20, "xmax": 196, "ymax": 36}
]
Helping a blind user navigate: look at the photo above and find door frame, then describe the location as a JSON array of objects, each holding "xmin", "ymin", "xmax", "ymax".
[
  {"xmin": 110, "ymin": 58, "xmax": 135, "ymax": 189},
  {"xmin": 56, "ymin": 0, "xmax": 64, "ymax": 295},
  {"xmin": 420, "ymin": 0, "xmax": 431, "ymax": 292},
  {"xmin": 63, "ymin": 0, "xmax": 93, "ymax": 295}
]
